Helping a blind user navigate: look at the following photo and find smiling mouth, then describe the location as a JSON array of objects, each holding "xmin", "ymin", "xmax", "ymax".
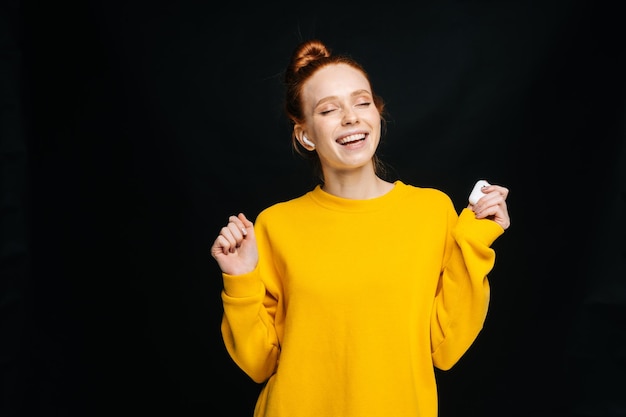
[{"xmin": 336, "ymin": 133, "xmax": 366, "ymax": 145}]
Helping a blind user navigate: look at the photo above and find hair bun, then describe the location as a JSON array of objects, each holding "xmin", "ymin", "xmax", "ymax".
[{"xmin": 285, "ymin": 39, "xmax": 330, "ymax": 83}]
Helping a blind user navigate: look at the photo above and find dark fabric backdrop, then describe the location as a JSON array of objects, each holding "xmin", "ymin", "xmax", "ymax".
[{"xmin": 2, "ymin": 1, "xmax": 625, "ymax": 416}]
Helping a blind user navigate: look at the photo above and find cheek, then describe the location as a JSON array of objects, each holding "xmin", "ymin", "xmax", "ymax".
[
  {"xmin": 368, "ymin": 116, "xmax": 382, "ymax": 136},
  {"xmin": 370, "ymin": 122, "xmax": 383, "ymax": 147},
  {"xmin": 315, "ymin": 124, "xmax": 338, "ymax": 142}
]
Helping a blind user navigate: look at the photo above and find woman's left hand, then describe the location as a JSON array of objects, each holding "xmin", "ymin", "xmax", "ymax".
[{"xmin": 469, "ymin": 184, "xmax": 511, "ymax": 230}]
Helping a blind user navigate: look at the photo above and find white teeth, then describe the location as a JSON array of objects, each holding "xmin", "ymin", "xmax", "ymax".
[{"xmin": 337, "ymin": 134, "xmax": 365, "ymax": 144}]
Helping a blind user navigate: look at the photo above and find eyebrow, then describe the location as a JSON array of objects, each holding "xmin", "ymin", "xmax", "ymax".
[{"xmin": 315, "ymin": 89, "xmax": 372, "ymax": 107}]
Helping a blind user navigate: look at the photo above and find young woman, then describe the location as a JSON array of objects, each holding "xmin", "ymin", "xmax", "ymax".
[{"xmin": 211, "ymin": 39, "xmax": 510, "ymax": 417}]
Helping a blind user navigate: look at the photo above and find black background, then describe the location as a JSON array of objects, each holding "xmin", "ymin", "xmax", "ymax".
[{"xmin": 2, "ymin": 1, "xmax": 625, "ymax": 416}]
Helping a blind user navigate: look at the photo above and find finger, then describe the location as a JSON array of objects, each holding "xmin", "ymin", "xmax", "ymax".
[
  {"xmin": 211, "ymin": 234, "xmax": 233, "ymax": 257},
  {"xmin": 473, "ymin": 196, "xmax": 503, "ymax": 217},
  {"xmin": 226, "ymin": 221, "xmax": 247, "ymax": 244},
  {"xmin": 218, "ymin": 226, "xmax": 241, "ymax": 253},
  {"xmin": 226, "ymin": 214, "xmax": 248, "ymax": 238},
  {"xmin": 237, "ymin": 213, "xmax": 254, "ymax": 236},
  {"xmin": 484, "ymin": 185, "xmax": 509, "ymax": 200},
  {"xmin": 237, "ymin": 212, "xmax": 252, "ymax": 225},
  {"xmin": 475, "ymin": 202, "xmax": 510, "ymax": 229},
  {"xmin": 472, "ymin": 195, "xmax": 498, "ymax": 214},
  {"xmin": 477, "ymin": 185, "xmax": 509, "ymax": 206}
]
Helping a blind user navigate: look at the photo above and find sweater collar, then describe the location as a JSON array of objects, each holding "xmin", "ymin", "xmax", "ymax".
[{"xmin": 307, "ymin": 180, "xmax": 405, "ymax": 212}]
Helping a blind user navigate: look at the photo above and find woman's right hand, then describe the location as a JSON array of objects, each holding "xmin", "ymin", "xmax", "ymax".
[{"xmin": 210, "ymin": 213, "xmax": 258, "ymax": 276}]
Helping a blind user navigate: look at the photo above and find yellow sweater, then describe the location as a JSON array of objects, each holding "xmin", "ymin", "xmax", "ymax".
[{"xmin": 221, "ymin": 181, "xmax": 504, "ymax": 417}]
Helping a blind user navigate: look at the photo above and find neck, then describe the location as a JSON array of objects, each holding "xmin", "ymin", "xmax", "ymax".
[{"xmin": 321, "ymin": 170, "xmax": 394, "ymax": 200}]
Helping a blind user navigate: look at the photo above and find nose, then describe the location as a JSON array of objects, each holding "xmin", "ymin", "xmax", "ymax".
[{"xmin": 342, "ymin": 108, "xmax": 358, "ymax": 125}]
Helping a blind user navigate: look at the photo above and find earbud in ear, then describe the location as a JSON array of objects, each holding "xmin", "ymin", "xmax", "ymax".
[{"xmin": 302, "ymin": 135, "xmax": 315, "ymax": 148}]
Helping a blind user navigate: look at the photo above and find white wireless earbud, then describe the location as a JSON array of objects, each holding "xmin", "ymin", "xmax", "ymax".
[{"xmin": 302, "ymin": 135, "xmax": 315, "ymax": 148}]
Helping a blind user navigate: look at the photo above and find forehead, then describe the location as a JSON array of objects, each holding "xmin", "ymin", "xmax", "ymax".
[{"xmin": 303, "ymin": 63, "xmax": 371, "ymax": 102}]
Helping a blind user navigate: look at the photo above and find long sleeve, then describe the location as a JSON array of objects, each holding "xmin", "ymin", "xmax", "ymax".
[
  {"xmin": 221, "ymin": 262, "xmax": 281, "ymax": 383},
  {"xmin": 430, "ymin": 207, "xmax": 504, "ymax": 370}
]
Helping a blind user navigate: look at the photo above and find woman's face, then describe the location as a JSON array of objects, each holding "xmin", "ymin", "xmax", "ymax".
[{"xmin": 298, "ymin": 63, "xmax": 381, "ymax": 175}]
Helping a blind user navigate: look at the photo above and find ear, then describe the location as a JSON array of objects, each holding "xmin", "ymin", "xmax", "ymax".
[{"xmin": 294, "ymin": 125, "xmax": 315, "ymax": 150}]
